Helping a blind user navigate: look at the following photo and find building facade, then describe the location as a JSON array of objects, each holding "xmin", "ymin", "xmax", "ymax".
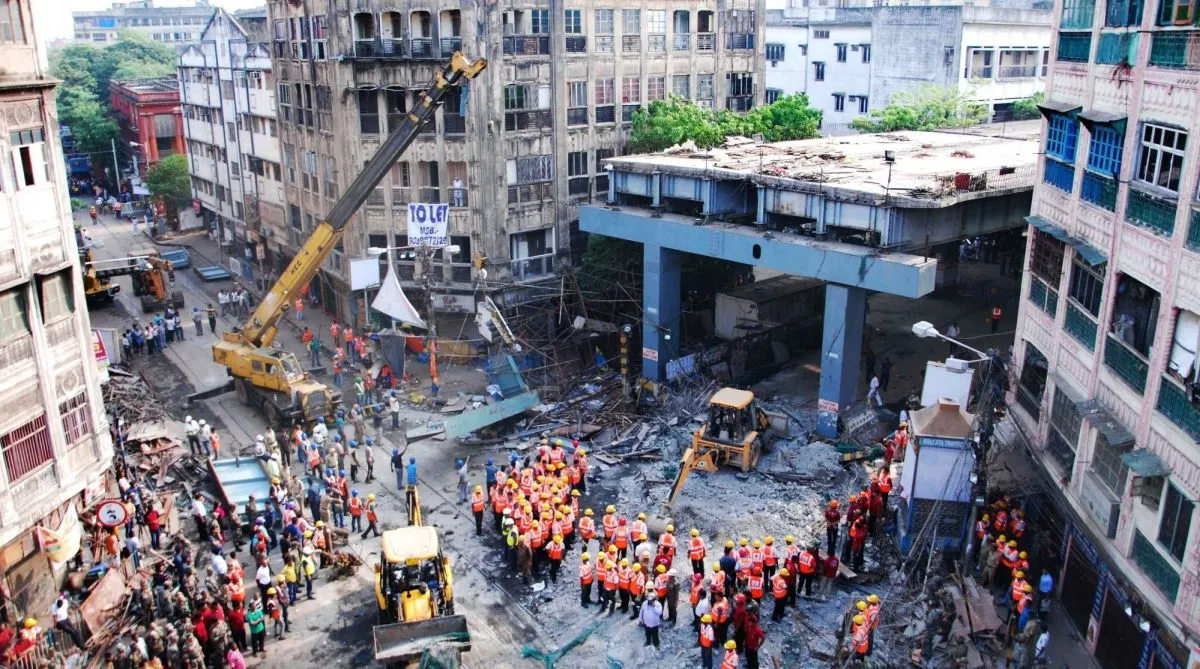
[
  {"xmin": 179, "ymin": 10, "xmax": 285, "ymax": 280},
  {"xmin": 109, "ymin": 77, "xmax": 186, "ymax": 179},
  {"xmin": 72, "ymin": 0, "xmax": 215, "ymax": 46},
  {"xmin": 0, "ymin": 0, "xmax": 115, "ymax": 619},
  {"xmin": 1012, "ymin": 0, "xmax": 1200, "ymax": 665},
  {"xmin": 264, "ymin": 0, "xmax": 764, "ymax": 324},
  {"xmin": 765, "ymin": 5, "xmax": 1052, "ymax": 129}
]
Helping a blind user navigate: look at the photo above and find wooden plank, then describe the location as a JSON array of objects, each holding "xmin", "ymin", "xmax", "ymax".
[{"xmin": 79, "ymin": 567, "xmax": 128, "ymax": 632}]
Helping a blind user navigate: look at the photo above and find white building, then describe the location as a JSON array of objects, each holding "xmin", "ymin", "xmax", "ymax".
[
  {"xmin": 765, "ymin": 5, "xmax": 1052, "ymax": 129},
  {"xmin": 72, "ymin": 0, "xmax": 217, "ymax": 46},
  {"xmin": 0, "ymin": 0, "xmax": 114, "ymax": 617},
  {"xmin": 179, "ymin": 9, "xmax": 285, "ymax": 279}
]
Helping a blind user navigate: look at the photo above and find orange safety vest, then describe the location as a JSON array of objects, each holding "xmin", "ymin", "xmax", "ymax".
[
  {"xmin": 711, "ymin": 570, "xmax": 726, "ymax": 592},
  {"xmin": 330, "ymin": 324, "xmax": 340, "ymax": 341},
  {"xmin": 349, "ymin": 498, "xmax": 362, "ymax": 516},
  {"xmin": 699, "ymin": 623, "xmax": 715, "ymax": 648},
  {"xmin": 878, "ymin": 473, "xmax": 892, "ymax": 493},
  {"xmin": 576, "ymin": 453, "xmax": 588, "ymax": 473},
  {"xmin": 630, "ymin": 572, "xmax": 645, "ymax": 597},
  {"xmin": 689, "ymin": 537, "xmax": 706, "ymax": 561},
  {"xmin": 618, "ymin": 566, "xmax": 632, "ymax": 591},
  {"xmin": 471, "ymin": 490, "xmax": 485, "ymax": 512},
  {"xmin": 631, "ymin": 520, "xmax": 647, "ymax": 541},
  {"xmin": 366, "ymin": 502, "xmax": 377, "ymax": 522},
  {"xmin": 1017, "ymin": 594, "xmax": 1032, "ymax": 614},
  {"xmin": 748, "ymin": 575, "xmax": 764, "ymax": 599},
  {"xmin": 579, "ymin": 516, "xmax": 596, "ymax": 539},
  {"xmin": 660, "ymin": 533, "xmax": 676, "ymax": 554},
  {"xmin": 491, "ymin": 488, "xmax": 506, "ymax": 513},
  {"xmin": 993, "ymin": 510, "xmax": 1008, "ymax": 532},
  {"xmin": 1011, "ymin": 579, "xmax": 1027, "ymax": 602},
  {"xmin": 603, "ymin": 566, "xmax": 619, "ymax": 591},
  {"xmin": 852, "ymin": 622, "xmax": 869, "ymax": 654},
  {"xmin": 798, "ymin": 552, "xmax": 817, "ymax": 574},
  {"xmin": 772, "ymin": 575, "xmax": 787, "ymax": 599},
  {"xmin": 655, "ymin": 573, "xmax": 669, "ymax": 598},
  {"xmin": 548, "ymin": 542, "xmax": 564, "ymax": 561},
  {"xmin": 750, "ymin": 548, "xmax": 764, "ymax": 569},
  {"xmin": 343, "ymin": 328, "xmax": 353, "ymax": 343},
  {"xmin": 975, "ymin": 520, "xmax": 987, "ymax": 539},
  {"xmin": 865, "ymin": 604, "xmax": 880, "ymax": 629},
  {"xmin": 690, "ymin": 582, "xmax": 704, "ymax": 606},
  {"xmin": 602, "ymin": 514, "xmax": 617, "ymax": 538},
  {"xmin": 614, "ymin": 526, "xmax": 629, "ymax": 549},
  {"xmin": 549, "ymin": 448, "xmax": 565, "ymax": 465},
  {"xmin": 712, "ymin": 600, "xmax": 729, "ymax": 623},
  {"xmin": 721, "ymin": 649, "xmax": 739, "ymax": 669},
  {"xmin": 579, "ymin": 562, "xmax": 594, "ymax": 585},
  {"xmin": 763, "ymin": 544, "xmax": 777, "ymax": 566},
  {"xmin": 992, "ymin": 307, "xmax": 1002, "ymax": 320}
]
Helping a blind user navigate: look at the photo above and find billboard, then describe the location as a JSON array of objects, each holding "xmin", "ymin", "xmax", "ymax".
[{"xmin": 407, "ymin": 203, "xmax": 449, "ymax": 247}]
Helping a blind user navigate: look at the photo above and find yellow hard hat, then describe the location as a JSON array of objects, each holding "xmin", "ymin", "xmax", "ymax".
[
  {"xmin": 656, "ymin": 565, "xmax": 666, "ymax": 573},
  {"xmin": 785, "ymin": 535, "xmax": 795, "ymax": 544},
  {"xmin": 606, "ymin": 505, "xmax": 616, "ymax": 513},
  {"xmin": 605, "ymin": 560, "xmax": 616, "ymax": 568},
  {"xmin": 620, "ymin": 558, "xmax": 629, "ymax": 566},
  {"xmin": 23, "ymin": 618, "xmax": 36, "ymax": 629},
  {"xmin": 713, "ymin": 563, "xmax": 722, "ymax": 572},
  {"xmin": 899, "ymin": 421, "xmax": 907, "ymax": 427},
  {"xmin": 571, "ymin": 490, "xmax": 581, "ymax": 497},
  {"xmin": 725, "ymin": 540, "xmax": 735, "ymax": 549},
  {"xmin": 998, "ymin": 535, "xmax": 1007, "ymax": 543},
  {"xmin": 853, "ymin": 614, "xmax": 866, "ymax": 625},
  {"xmin": 868, "ymin": 594, "xmax": 880, "ymax": 604},
  {"xmin": 582, "ymin": 553, "xmax": 591, "ymax": 560},
  {"xmin": 764, "ymin": 536, "xmax": 774, "ymax": 545},
  {"xmin": 739, "ymin": 538, "xmax": 748, "ymax": 547},
  {"xmin": 475, "ymin": 485, "xmax": 482, "ymax": 492},
  {"xmin": 1022, "ymin": 583, "xmax": 1033, "ymax": 593},
  {"xmin": 725, "ymin": 640, "xmax": 737, "ymax": 650},
  {"xmin": 666, "ymin": 524, "xmax": 675, "ymax": 532},
  {"xmin": 691, "ymin": 528, "xmax": 700, "ymax": 537},
  {"xmin": 608, "ymin": 544, "xmax": 618, "ymax": 553},
  {"xmin": 271, "ymin": 477, "xmax": 280, "ymax": 484},
  {"xmin": 267, "ymin": 587, "xmax": 276, "ymax": 596},
  {"xmin": 701, "ymin": 613, "xmax": 713, "ymax": 623},
  {"xmin": 752, "ymin": 540, "xmax": 761, "ymax": 548},
  {"xmin": 779, "ymin": 568, "xmax": 790, "ymax": 576},
  {"xmin": 577, "ymin": 448, "xmax": 586, "ymax": 455},
  {"xmin": 982, "ymin": 514, "xmax": 990, "ymax": 521},
  {"xmin": 856, "ymin": 601, "xmax": 867, "ymax": 611},
  {"xmin": 554, "ymin": 512, "xmax": 563, "ymax": 519},
  {"xmin": 1007, "ymin": 540, "xmax": 1017, "ymax": 547},
  {"xmin": 638, "ymin": 512, "xmax": 647, "ymax": 520},
  {"xmin": 304, "ymin": 531, "xmax": 313, "ymax": 538},
  {"xmin": 632, "ymin": 564, "xmax": 642, "ymax": 572},
  {"xmin": 316, "ymin": 521, "xmax": 324, "ymax": 528},
  {"xmin": 368, "ymin": 493, "xmax": 375, "ymax": 501},
  {"xmin": 585, "ymin": 508, "xmax": 594, "ymax": 516},
  {"xmin": 553, "ymin": 535, "xmax": 563, "ymax": 542},
  {"xmin": 1015, "ymin": 571, "xmax": 1025, "ymax": 579},
  {"xmin": 1019, "ymin": 551, "xmax": 1028, "ymax": 559}
]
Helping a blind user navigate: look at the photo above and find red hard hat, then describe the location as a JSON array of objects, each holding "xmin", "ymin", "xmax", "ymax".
[
  {"xmin": 735, "ymin": 593, "xmax": 746, "ymax": 603},
  {"xmin": 693, "ymin": 573, "xmax": 703, "ymax": 582},
  {"xmin": 752, "ymin": 565, "xmax": 762, "ymax": 575},
  {"xmin": 618, "ymin": 517, "xmax": 627, "ymax": 526}
]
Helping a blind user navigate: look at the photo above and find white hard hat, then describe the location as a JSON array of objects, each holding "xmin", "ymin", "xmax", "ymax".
[
  {"xmin": 255, "ymin": 435, "xmax": 264, "ymax": 442},
  {"xmin": 185, "ymin": 415, "xmax": 192, "ymax": 422},
  {"xmin": 199, "ymin": 419, "xmax": 206, "ymax": 425}
]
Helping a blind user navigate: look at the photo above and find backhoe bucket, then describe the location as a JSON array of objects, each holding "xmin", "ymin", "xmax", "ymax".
[{"xmin": 374, "ymin": 615, "xmax": 471, "ymax": 666}]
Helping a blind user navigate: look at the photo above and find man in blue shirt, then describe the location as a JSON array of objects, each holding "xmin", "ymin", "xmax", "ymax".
[{"xmin": 406, "ymin": 458, "xmax": 418, "ymax": 486}]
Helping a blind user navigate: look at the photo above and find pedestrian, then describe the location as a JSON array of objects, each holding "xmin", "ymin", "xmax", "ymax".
[
  {"xmin": 390, "ymin": 448, "xmax": 405, "ymax": 490},
  {"xmin": 867, "ymin": 374, "xmax": 882, "ymax": 407},
  {"xmin": 193, "ymin": 306, "xmax": 204, "ymax": 336},
  {"xmin": 193, "ymin": 493, "xmax": 209, "ymax": 542},
  {"xmin": 246, "ymin": 597, "xmax": 266, "ymax": 656},
  {"xmin": 294, "ymin": 298, "xmax": 304, "ymax": 321},
  {"xmin": 228, "ymin": 600, "xmax": 248, "ymax": 651},
  {"xmin": 991, "ymin": 304, "xmax": 1002, "ymax": 333},
  {"xmin": 880, "ymin": 357, "xmax": 892, "ymax": 392},
  {"xmin": 744, "ymin": 611, "xmax": 765, "ymax": 669},
  {"xmin": 946, "ymin": 321, "xmax": 961, "ymax": 356},
  {"xmin": 364, "ymin": 444, "xmax": 376, "ymax": 483},
  {"xmin": 206, "ymin": 303, "xmax": 217, "ymax": 334},
  {"xmin": 219, "ymin": 290, "xmax": 229, "ymax": 316},
  {"xmin": 50, "ymin": 594, "xmax": 85, "ymax": 649},
  {"xmin": 456, "ymin": 458, "xmax": 469, "ymax": 503},
  {"xmin": 199, "ymin": 420, "xmax": 212, "ymax": 457},
  {"xmin": 640, "ymin": 591, "xmax": 663, "ymax": 651},
  {"xmin": 388, "ymin": 393, "xmax": 401, "ymax": 430}
]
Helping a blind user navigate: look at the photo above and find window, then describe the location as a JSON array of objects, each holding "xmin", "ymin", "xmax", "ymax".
[
  {"xmin": 813, "ymin": 62, "xmax": 825, "ymax": 81},
  {"xmin": 727, "ymin": 73, "xmax": 753, "ymax": 97},
  {"xmin": 564, "ymin": 9, "xmax": 582, "ymax": 34},
  {"xmin": 595, "ymin": 79, "xmax": 614, "ymax": 105},
  {"xmin": 358, "ymin": 90, "xmax": 379, "ymax": 134},
  {"xmin": 10, "ymin": 128, "xmax": 45, "ymax": 189},
  {"xmin": 862, "ymin": 44, "xmax": 871, "ymax": 63},
  {"xmin": 312, "ymin": 15, "xmax": 328, "ymax": 58},
  {"xmin": 835, "ymin": 43, "xmax": 847, "ymax": 62},
  {"xmin": 0, "ymin": 0, "xmax": 25, "ymax": 44},
  {"xmin": 673, "ymin": 75, "xmax": 690, "ymax": 98},
  {"xmin": 595, "ymin": 9, "xmax": 614, "ymax": 34},
  {"xmin": 1069, "ymin": 259, "xmax": 1106, "ymax": 316},
  {"xmin": 858, "ymin": 96, "xmax": 869, "ymax": 114},
  {"xmin": 1, "ymin": 414, "xmax": 52, "ymax": 483},
  {"xmin": 221, "ymin": 80, "xmax": 234, "ymax": 100},
  {"xmin": 1030, "ymin": 232, "xmax": 1066, "ymax": 284},
  {"xmin": 1158, "ymin": 0, "xmax": 1194, "ymax": 24},
  {"xmin": 968, "ymin": 49, "xmax": 994, "ymax": 78},
  {"xmin": 38, "ymin": 271, "xmax": 73, "ymax": 321},
  {"xmin": 622, "ymin": 77, "xmax": 641, "ymax": 103},
  {"xmin": 1137, "ymin": 123, "xmax": 1187, "ymax": 192},
  {"xmin": 567, "ymin": 81, "xmax": 588, "ymax": 125},
  {"xmin": 530, "ymin": 9, "xmax": 549, "ymax": 34},
  {"xmin": 1046, "ymin": 388, "xmax": 1082, "ymax": 471},
  {"xmin": 59, "ymin": 393, "xmax": 91, "ymax": 445},
  {"xmin": 697, "ymin": 74, "xmax": 714, "ymax": 101},
  {"xmin": 568, "ymin": 150, "xmax": 588, "ymax": 177},
  {"xmin": 1092, "ymin": 434, "xmax": 1130, "ymax": 495},
  {"xmin": 813, "ymin": 29, "xmax": 830, "ymax": 39},
  {"xmin": 1087, "ymin": 126, "xmax": 1125, "ymax": 175},
  {"xmin": 504, "ymin": 84, "xmax": 527, "ymax": 110},
  {"xmin": 833, "ymin": 93, "xmax": 845, "ymax": 112},
  {"xmin": 393, "ymin": 161, "xmax": 411, "ymax": 187},
  {"xmin": 284, "ymin": 144, "xmax": 296, "ymax": 184},
  {"xmin": 648, "ymin": 10, "xmax": 666, "ymax": 33},
  {"xmin": 1062, "ymin": 0, "xmax": 1097, "ymax": 27},
  {"xmin": 766, "ymin": 43, "xmax": 785, "ymax": 61},
  {"xmin": 765, "ymin": 89, "xmax": 781, "ymax": 104},
  {"xmin": 0, "ymin": 288, "xmax": 27, "ymax": 340},
  {"xmin": 622, "ymin": 9, "xmax": 640, "ymax": 34},
  {"xmin": 596, "ymin": 148, "xmax": 615, "ymax": 175},
  {"xmin": 648, "ymin": 76, "xmax": 665, "ymax": 101},
  {"xmin": 506, "ymin": 155, "xmax": 553, "ymax": 184},
  {"xmin": 1159, "ymin": 483, "xmax": 1194, "ymax": 561},
  {"xmin": 1046, "ymin": 114, "xmax": 1080, "ymax": 162}
]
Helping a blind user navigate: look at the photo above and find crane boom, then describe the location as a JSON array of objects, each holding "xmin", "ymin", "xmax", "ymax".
[{"xmin": 232, "ymin": 53, "xmax": 486, "ymax": 348}]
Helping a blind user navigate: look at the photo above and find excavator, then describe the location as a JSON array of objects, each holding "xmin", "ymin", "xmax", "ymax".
[{"xmin": 211, "ymin": 53, "xmax": 487, "ymax": 429}]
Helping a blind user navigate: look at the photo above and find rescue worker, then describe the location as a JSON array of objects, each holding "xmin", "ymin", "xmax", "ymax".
[
  {"xmin": 721, "ymin": 639, "xmax": 739, "ymax": 669},
  {"xmin": 348, "ymin": 490, "xmax": 363, "ymax": 533},
  {"xmin": 974, "ymin": 514, "xmax": 990, "ymax": 561},
  {"xmin": 997, "ymin": 539, "xmax": 1019, "ymax": 591},
  {"xmin": 577, "ymin": 552, "xmax": 594, "ymax": 607},
  {"xmin": 711, "ymin": 592, "xmax": 731, "ymax": 645},
  {"xmin": 547, "ymin": 535, "xmax": 565, "ymax": 583},
  {"xmin": 796, "ymin": 543, "xmax": 817, "ymax": 598},
  {"xmin": 762, "ymin": 536, "xmax": 778, "ymax": 581},
  {"xmin": 849, "ymin": 516, "xmax": 868, "ymax": 571},
  {"xmin": 825, "ymin": 499, "xmax": 842, "ymax": 556},
  {"xmin": 471, "ymin": 485, "xmax": 486, "ymax": 535},
  {"xmin": 719, "ymin": 542, "xmax": 737, "ymax": 598},
  {"xmin": 747, "ymin": 565, "xmax": 765, "ymax": 606},
  {"xmin": 602, "ymin": 505, "xmax": 618, "ymax": 549},
  {"xmin": 491, "ymin": 482, "xmax": 508, "ymax": 533},
  {"xmin": 628, "ymin": 563, "xmax": 647, "ymax": 619},
  {"xmin": 710, "ymin": 562, "xmax": 727, "ymax": 599},
  {"xmin": 820, "ymin": 550, "xmax": 840, "ymax": 599},
  {"xmin": 654, "ymin": 564, "xmax": 670, "ymax": 603},
  {"xmin": 731, "ymin": 593, "xmax": 748, "ymax": 649},
  {"xmin": 618, "ymin": 558, "xmax": 633, "ymax": 613},
  {"xmin": 690, "ymin": 573, "xmax": 707, "ymax": 629},
  {"xmin": 866, "ymin": 594, "xmax": 881, "ymax": 655},
  {"xmin": 877, "ymin": 468, "xmax": 893, "ymax": 511},
  {"xmin": 602, "ymin": 558, "xmax": 619, "ymax": 614},
  {"xmin": 849, "ymin": 613, "xmax": 870, "ymax": 661},
  {"xmin": 771, "ymin": 567, "xmax": 789, "ymax": 621},
  {"xmin": 579, "ymin": 508, "xmax": 597, "ymax": 554},
  {"xmin": 613, "ymin": 517, "xmax": 631, "ymax": 560},
  {"xmin": 631, "ymin": 513, "xmax": 648, "ymax": 554},
  {"xmin": 360, "ymin": 494, "xmax": 380, "ymax": 538},
  {"xmin": 699, "ymin": 613, "xmax": 716, "ymax": 669},
  {"xmin": 659, "ymin": 524, "xmax": 678, "ymax": 562},
  {"xmin": 1011, "ymin": 570, "xmax": 1029, "ymax": 606},
  {"xmin": 689, "ymin": 528, "xmax": 707, "ymax": 575}
]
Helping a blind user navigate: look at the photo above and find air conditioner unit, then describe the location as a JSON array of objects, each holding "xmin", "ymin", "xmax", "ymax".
[
  {"xmin": 851, "ymin": 44, "xmax": 860, "ymax": 51},
  {"xmin": 1079, "ymin": 470, "xmax": 1120, "ymax": 539}
]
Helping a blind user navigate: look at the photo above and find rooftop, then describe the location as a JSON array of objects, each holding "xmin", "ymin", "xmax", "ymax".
[
  {"xmin": 605, "ymin": 127, "xmax": 1039, "ymax": 208},
  {"xmin": 112, "ymin": 77, "xmax": 180, "ymax": 95}
]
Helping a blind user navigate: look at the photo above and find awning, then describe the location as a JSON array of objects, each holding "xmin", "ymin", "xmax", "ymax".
[
  {"xmin": 1079, "ymin": 399, "xmax": 1135, "ymax": 448},
  {"xmin": 1121, "ymin": 448, "xmax": 1170, "ymax": 477},
  {"xmin": 1078, "ymin": 109, "xmax": 1128, "ymax": 135},
  {"xmin": 1037, "ymin": 99, "xmax": 1083, "ymax": 119},
  {"xmin": 1025, "ymin": 215, "xmax": 1107, "ymax": 266}
]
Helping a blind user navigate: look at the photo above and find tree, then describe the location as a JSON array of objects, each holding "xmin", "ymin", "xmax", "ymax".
[
  {"xmin": 57, "ymin": 88, "xmax": 118, "ymax": 155},
  {"xmin": 1011, "ymin": 92, "xmax": 1044, "ymax": 121},
  {"xmin": 629, "ymin": 94, "xmax": 823, "ymax": 154},
  {"xmin": 93, "ymin": 30, "xmax": 177, "ymax": 100},
  {"xmin": 146, "ymin": 154, "xmax": 190, "ymax": 203},
  {"xmin": 850, "ymin": 85, "xmax": 987, "ymax": 133},
  {"xmin": 112, "ymin": 60, "xmax": 176, "ymax": 82}
]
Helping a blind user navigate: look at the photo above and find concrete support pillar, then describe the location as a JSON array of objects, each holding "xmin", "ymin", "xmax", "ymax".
[
  {"xmin": 641, "ymin": 243, "xmax": 682, "ymax": 381},
  {"xmin": 756, "ymin": 185, "xmax": 767, "ymax": 225},
  {"xmin": 651, "ymin": 171, "xmax": 662, "ymax": 208},
  {"xmin": 700, "ymin": 177, "xmax": 714, "ymax": 215},
  {"xmin": 607, "ymin": 169, "xmax": 617, "ymax": 203},
  {"xmin": 816, "ymin": 283, "xmax": 867, "ymax": 439}
]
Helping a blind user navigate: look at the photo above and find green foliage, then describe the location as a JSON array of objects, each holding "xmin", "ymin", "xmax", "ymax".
[
  {"xmin": 57, "ymin": 88, "xmax": 118, "ymax": 155},
  {"xmin": 1011, "ymin": 92, "xmax": 1044, "ymax": 121},
  {"xmin": 93, "ymin": 30, "xmax": 177, "ymax": 99},
  {"xmin": 112, "ymin": 60, "xmax": 176, "ymax": 82},
  {"xmin": 146, "ymin": 154, "xmax": 191, "ymax": 202},
  {"xmin": 850, "ymin": 85, "xmax": 988, "ymax": 133},
  {"xmin": 578, "ymin": 235, "xmax": 643, "ymax": 296},
  {"xmin": 629, "ymin": 94, "xmax": 822, "ymax": 154}
]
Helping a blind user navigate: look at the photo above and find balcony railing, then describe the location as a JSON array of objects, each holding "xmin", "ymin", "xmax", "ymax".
[
  {"xmin": 410, "ymin": 38, "xmax": 434, "ymax": 59},
  {"xmin": 354, "ymin": 39, "xmax": 377, "ymax": 57},
  {"xmin": 1096, "ymin": 32, "xmax": 1132, "ymax": 64},
  {"xmin": 1105, "ymin": 334, "xmax": 1149, "ymax": 393},
  {"xmin": 444, "ymin": 114, "xmax": 466, "ymax": 135},
  {"xmin": 1189, "ymin": 208, "xmax": 1200, "ymax": 251},
  {"xmin": 416, "ymin": 186, "xmax": 441, "ymax": 204},
  {"xmin": 1057, "ymin": 32, "xmax": 1092, "ymax": 62},
  {"xmin": 726, "ymin": 33, "xmax": 755, "ymax": 50},
  {"xmin": 365, "ymin": 188, "xmax": 385, "ymax": 209},
  {"xmin": 511, "ymin": 253, "xmax": 555, "ymax": 281},
  {"xmin": 595, "ymin": 35, "xmax": 614, "ymax": 53},
  {"xmin": 1043, "ymin": 157, "xmax": 1076, "ymax": 193},
  {"xmin": 503, "ymin": 35, "xmax": 551, "ymax": 56},
  {"xmin": 595, "ymin": 105, "xmax": 616, "ymax": 123},
  {"xmin": 622, "ymin": 35, "xmax": 641, "ymax": 52},
  {"xmin": 504, "ymin": 109, "xmax": 552, "ymax": 132},
  {"xmin": 697, "ymin": 32, "xmax": 715, "ymax": 51},
  {"xmin": 448, "ymin": 187, "xmax": 468, "ymax": 208},
  {"xmin": 1150, "ymin": 31, "xmax": 1200, "ymax": 70},
  {"xmin": 507, "ymin": 181, "xmax": 553, "ymax": 204},
  {"xmin": 1125, "ymin": 187, "xmax": 1177, "ymax": 237},
  {"xmin": 1065, "ymin": 302, "xmax": 1098, "ymax": 350},
  {"xmin": 674, "ymin": 33, "xmax": 691, "ymax": 50},
  {"xmin": 391, "ymin": 187, "xmax": 410, "ymax": 205},
  {"xmin": 568, "ymin": 176, "xmax": 590, "ymax": 195},
  {"xmin": 1028, "ymin": 277, "xmax": 1059, "ymax": 318},
  {"xmin": 998, "ymin": 65, "xmax": 1039, "ymax": 79},
  {"xmin": 1157, "ymin": 375, "xmax": 1200, "ymax": 440},
  {"xmin": 565, "ymin": 36, "xmax": 587, "ymax": 53},
  {"xmin": 567, "ymin": 107, "xmax": 588, "ymax": 126},
  {"xmin": 379, "ymin": 39, "xmax": 405, "ymax": 58},
  {"xmin": 646, "ymin": 34, "xmax": 665, "ymax": 52},
  {"xmin": 46, "ymin": 317, "xmax": 75, "ymax": 348},
  {"xmin": 1132, "ymin": 530, "xmax": 1180, "ymax": 603},
  {"xmin": 1081, "ymin": 171, "xmax": 1118, "ymax": 210},
  {"xmin": 440, "ymin": 37, "xmax": 462, "ymax": 58}
]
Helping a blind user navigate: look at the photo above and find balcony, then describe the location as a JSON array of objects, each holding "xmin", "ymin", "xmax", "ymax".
[
  {"xmin": 1150, "ymin": 30, "xmax": 1200, "ymax": 70},
  {"xmin": 1065, "ymin": 302, "xmax": 1098, "ymax": 350},
  {"xmin": 504, "ymin": 109, "xmax": 552, "ymax": 132},
  {"xmin": 365, "ymin": 188, "xmax": 385, "ymax": 209},
  {"xmin": 1157, "ymin": 375, "xmax": 1200, "ymax": 440},
  {"xmin": 595, "ymin": 105, "xmax": 616, "ymax": 124},
  {"xmin": 1057, "ymin": 32, "xmax": 1092, "ymax": 62},
  {"xmin": 1132, "ymin": 530, "xmax": 1180, "ymax": 603},
  {"xmin": 567, "ymin": 107, "xmax": 588, "ymax": 126},
  {"xmin": 448, "ymin": 187, "xmax": 468, "ymax": 208},
  {"xmin": 444, "ymin": 114, "xmax": 466, "ymax": 136},
  {"xmin": 674, "ymin": 33, "xmax": 691, "ymax": 50},
  {"xmin": 697, "ymin": 32, "xmax": 715, "ymax": 51},
  {"xmin": 416, "ymin": 186, "xmax": 441, "ymax": 204},
  {"xmin": 0, "ymin": 333, "xmax": 33, "ymax": 372},
  {"xmin": 565, "ymin": 36, "xmax": 587, "ymax": 53},
  {"xmin": 1125, "ymin": 187, "xmax": 1177, "ymax": 237},
  {"xmin": 504, "ymin": 35, "xmax": 551, "ymax": 56},
  {"xmin": 410, "ymin": 38, "xmax": 434, "ymax": 59},
  {"xmin": 568, "ymin": 176, "xmax": 590, "ymax": 195},
  {"xmin": 595, "ymin": 35, "xmax": 613, "ymax": 53},
  {"xmin": 726, "ymin": 33, "xmax": 755, "ymax": 50},
  {"xmin": 1043, "ymin": 157, "xmax": 1076, "ymax": 193},
  {"xmin": 511, "ymin": 253, "xmax": 555, "ymax": 281},
  {"xmin": 1104, "ymin": 334, "xmax": 1149, "ymax": 393},
  {"xmin": 1081, "ymin": 171, "xmax": 1118, "ymax": 210},
  {"xmin": 379, "ymin": 39, "xmax": 405, "ymax": 58},
  {"xmin": 622, "ymin": 35, "xmax": 641, "ymax": 53},
  {"xmin": 440, "ymin": 37, "xmax": 462, "ymax": 58},
  {"xmin": 354, "ymin": 39, "xmax": 376, "ymax": 57},
  {"xmin": 998, "ymin": 65, "xmax": 1039, "ymax": 79},
  {"xmin": 1189, "ymin": 208, "xmax": 1200, "ymax": 251},
  {"xmin": 507, "ymin": 182, "xmax": 553, "ymax": 204},
  {"xmin": 1028, "ymin": 277, "xmax": 1059, "ymax": 318},
  {"xmin": 391, "ymin": 187, "xmax": 410, "ymax": 205}
]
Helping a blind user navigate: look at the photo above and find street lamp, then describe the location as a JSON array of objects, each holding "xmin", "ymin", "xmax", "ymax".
[{"xmin": 911, "ymin": 320, "xmax": 990, "ymax": 362}]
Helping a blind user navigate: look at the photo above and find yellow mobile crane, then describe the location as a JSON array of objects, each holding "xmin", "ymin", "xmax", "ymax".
[{"xmin": 211, "ymin": 53, "xmax": 487, "ymax": 427}]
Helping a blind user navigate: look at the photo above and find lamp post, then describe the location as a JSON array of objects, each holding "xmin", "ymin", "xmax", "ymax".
[{"xmin": 910, "ymin": 320, "xmax": 990, "ymax": 362}]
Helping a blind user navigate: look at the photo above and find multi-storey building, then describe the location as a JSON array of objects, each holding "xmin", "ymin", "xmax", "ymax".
[
  {"xmin": 264, "ymin": 0, "xmax": 764, "ymax": 324},
  {"xmin": 0, "ymin": 0, "xmax": 115, "ymax": 617},
  {"xmin": 72, "ymin": 0, "xmax": 215, "ymax": 46},
  {"xmin": 179, "ymin": 10, "xmax": 286, "ymax": 281},
  {"xmin": 1012, "ymin": 0, "xmax": 1200, "ymax": 664},
  {"xmin": 765, "ymin": 4, "xmax": 1052, "ymax": 128},
  {"xmin": 110, "ymin": 77, "xmax": 186, "ymax": 178}
]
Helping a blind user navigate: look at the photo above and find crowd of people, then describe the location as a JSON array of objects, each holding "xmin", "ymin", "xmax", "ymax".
[{"xmin": 119, "ymin": 307, "xmax": 189, "ymax": 360}]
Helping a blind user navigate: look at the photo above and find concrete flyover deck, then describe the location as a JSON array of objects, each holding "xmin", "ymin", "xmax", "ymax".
[{"xmin": 581, "ymin": 205, "xmax": 938, "ymax": 437}]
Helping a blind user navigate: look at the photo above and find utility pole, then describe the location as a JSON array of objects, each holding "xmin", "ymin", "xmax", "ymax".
[{"xmin": 110, "ymin": 138, "xmax": 123, "ymax": 194}]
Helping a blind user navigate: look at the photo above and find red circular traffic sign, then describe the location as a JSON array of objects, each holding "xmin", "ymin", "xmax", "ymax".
[{"xmin": 96, "ymin": 499, "xmax": 128, "ymax": 528}]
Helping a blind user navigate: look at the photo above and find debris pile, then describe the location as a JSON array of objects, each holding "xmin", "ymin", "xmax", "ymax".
[{"xmin": 102, "ymin": 367, "xmax": 168, "ymax": 423}]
